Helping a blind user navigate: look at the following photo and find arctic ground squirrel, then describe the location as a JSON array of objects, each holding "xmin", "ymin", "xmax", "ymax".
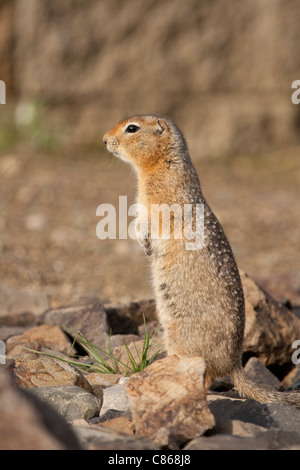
[{"xmin": 103, "ymin": 114, "xmax": 300, "ymax": 408}]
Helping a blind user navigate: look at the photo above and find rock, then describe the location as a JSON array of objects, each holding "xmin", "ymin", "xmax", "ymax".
[
  {"xmin": 125, "ymin": 355, "xmax": 215, "ymax": 447},
  {"xmin": 184, "ymin": 430, "xmax": 300, "ymax": 450},
  {"xmin": 95, "ymin": 409, "xmax": 131, "ymax": 423},
  {"xmin": 100, "ymin": 383, "xmax": 130, "ymax": 416},
  {"xmin": 0, "ymin": 368, "xmax": 80, "ymax": 450},
  {"xmin": 101, "ymin": 417, "xmax": 135, "ymax": 435},
  {"xmin": 43, "ymin": 301, "xmax": 110, "ymax": 354},
  {"xmin": 6, "ymin": 324, "xmax": 72, "ymax": 357},
  {"xmin": 244, "ymin": 357, "xmax": 282, "ymax": 390},
  {"xmin": 74, "ymin": 423, "xmax": 157, "ymax": 450},
  {"xmin": 0, "ymin": 284, "xmax": 49, "ymax": 326},
  {"xmin": 11, "ymin": 353, "xmax": 98, "ymax": 397},
  {"xmin": 208, "ymin": 394, "xmax": 273, "ymax": 430},
  {"xmin": 28, "ymin": 385, "xmax": 101, "ymax": 423},
  {"xmin": 84, "ymin": 371, "xmax": 122, "ymax": 395},
  {"xmin": 241, "ymin": 271, "xmax": 300, "ymax": 370},
  {"xmin": 109, "ymin": 333, "xmax": 141, "ymax": 351},
  {"xmin": 211, "ymin": 418, "xmax": 267, "ymax": 438},
  {"xmin": 208, "ymin": 393, "xmax": 300, "ymax": 434},
  {"xmin": 265, "ymin": 402, "xmax": 300, "ymax": 432}
]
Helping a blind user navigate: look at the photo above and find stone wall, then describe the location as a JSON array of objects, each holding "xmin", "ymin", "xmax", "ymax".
[{"xmin": 2, "ymin": 0, "xmax": 300, "ymax": 158}]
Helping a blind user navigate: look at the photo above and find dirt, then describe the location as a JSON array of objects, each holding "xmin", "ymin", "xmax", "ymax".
[{"xmin": 0, "ymin": 142, "xmax": 299, "ymax": 309}]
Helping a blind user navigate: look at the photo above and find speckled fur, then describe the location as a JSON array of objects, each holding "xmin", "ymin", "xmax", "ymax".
[{"xmin": 103, "ymin": 114, "xmax": 300, "ymax": 407}]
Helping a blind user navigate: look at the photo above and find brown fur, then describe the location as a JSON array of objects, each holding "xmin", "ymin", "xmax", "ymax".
[{"xmin": 103, "ymin": 114, "xmax": 300, "ymax": 408}]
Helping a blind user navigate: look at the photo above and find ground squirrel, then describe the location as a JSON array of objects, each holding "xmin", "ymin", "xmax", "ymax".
[{"xmin": 103, "ymin": 114, "xmax": 300, "ymax": 408}]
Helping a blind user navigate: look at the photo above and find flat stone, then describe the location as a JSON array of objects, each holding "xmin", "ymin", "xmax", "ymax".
[
  {"xmin": 184, "ymin": 429, "xmax": 300, "ymax": 450},
  {"xmin": 28, "ymin": 385, "xmax": 101, "ymax": 423},
  {"xmin": 210, "ymin": 417, "xmax": 267, "ymax": 437},
  {"xmin": 208, "ymin": 393, "xmax": 300, "ymax": 433},
  {"xmin": 6, "ymin": 324, "xmax": 72, "ymax": 357},
  {"xmin": 11, "ymin": 353, "xmax": 98, "ymax": 398},
  {"xmin": 74, "ymin": 423, "xmax": 157, "ymax": 450},
  {"xmin": 208, "ymin": 394, "xmax": 274, "ymax": 429}
]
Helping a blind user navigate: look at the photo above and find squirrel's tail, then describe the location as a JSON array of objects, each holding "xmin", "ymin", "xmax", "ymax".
[{"xmin": 231, "ymin": 367, "xmax": 300, "ymax": 409}]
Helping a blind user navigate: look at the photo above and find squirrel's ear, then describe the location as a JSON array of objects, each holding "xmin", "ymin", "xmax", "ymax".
[{"xmin": 154, "ymin": 119, "xmax": 165, "ymax": 135}]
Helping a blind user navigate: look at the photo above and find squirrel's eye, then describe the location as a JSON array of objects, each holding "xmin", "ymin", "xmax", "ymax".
[{"xmin": 125, "ymin": 124, "xmax": 140, "ymax": 133}]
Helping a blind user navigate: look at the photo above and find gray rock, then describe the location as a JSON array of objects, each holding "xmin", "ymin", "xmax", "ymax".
[
  {"xmin": 43, "ymin": 301, "xmax": 110, "ymax": 354},
  {"xmin": 208, "ymin": 393, "xmax": 300, "ymax": 435},
  {"xmin": 184, "ymin": 430, "xmax": 300, "ymax": 450},
  {"xmin": 265, "ymin": 402, "xmax": 300, "ymax": 432},
  {"xmin": 210, "ymin": 418, "xmax": 267, "ymax": 437},
  {"xmin": 185, "ymin": 434, "xmax": 269, "ymax": 450},
  {"xmin": 241, "ymin": 271, "xmax": 300, "ymax": 369},
  {"xmin": 244, "ymin": 357, "xmax": 282, "ymax": 390},
  {"xmin": 74, "ymin": 423, "xmax": 157, "ymax": 450},
  {"xmin": 95, "ymin": 409, "xmax": 131, "ymax": 424},
  {"xmin": 28, "ymin": 385, "xmax": 101, "ymax": 423},
  {"xmin": 100, "ymin": 383, "xmax": 130, "ymax": 416},
  {"xmin": 208, "ymin": 395, "xmax": 275, "ymax": 429}
]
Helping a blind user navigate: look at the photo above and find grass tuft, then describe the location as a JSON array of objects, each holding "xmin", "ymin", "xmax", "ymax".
[{"xmin": 24, "ymin": 315, "xmax": 160, "ymax": 376}]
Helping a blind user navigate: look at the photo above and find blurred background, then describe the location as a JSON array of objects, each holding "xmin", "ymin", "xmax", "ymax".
[{"xmin": 0, "ymin": 0, "xmax": 299, "ymax": 308}]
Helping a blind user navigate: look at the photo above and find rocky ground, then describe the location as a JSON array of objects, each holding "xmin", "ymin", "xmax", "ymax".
[
  {"xmin": 1, "ymin": 271, "xmax": 300, "ymax": 450},
  {"xmin": 0, "ymin": 142, "xmax": 300, "ymax": 450}
]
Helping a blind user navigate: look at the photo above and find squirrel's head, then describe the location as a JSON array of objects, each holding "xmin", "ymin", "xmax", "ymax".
[{"xmin": 103, "ymin": 114, "xmax": 189, "ymax": 173}]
